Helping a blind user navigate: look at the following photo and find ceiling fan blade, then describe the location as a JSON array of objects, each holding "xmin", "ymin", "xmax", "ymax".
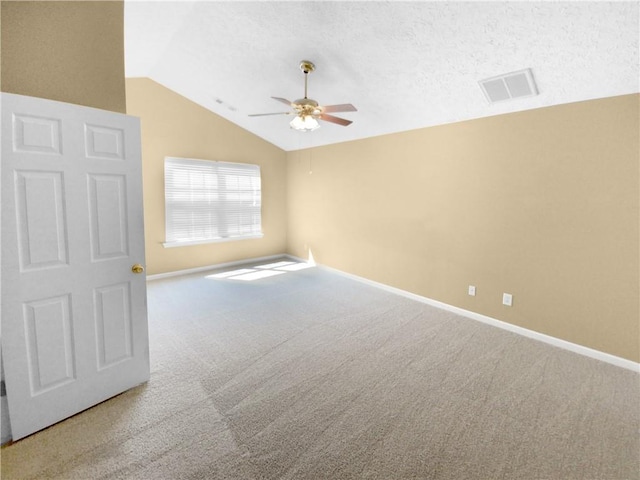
[
  {"xmin": 319, "ymin": 113, "xmax": 353, "ymax": 126},
  {"xmin": 322, "ymin": 103, "xmax": 357, "ymax": 113},
  {"xmin": 271, "ymin": 97, "xmax": 293, "ymax": 106},
  {"xmin": 249, "ymin": 112, "xmax": 291, "ymax": 117}
]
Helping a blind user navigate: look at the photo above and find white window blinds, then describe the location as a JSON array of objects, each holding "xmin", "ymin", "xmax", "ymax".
[{"xmin": 164, "ymin": 157, "xmax": 262, "ymax": 246}]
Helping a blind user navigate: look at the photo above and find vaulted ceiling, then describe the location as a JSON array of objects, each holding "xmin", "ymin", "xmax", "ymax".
[{"xmin": 124, "ymin": 1, "xmax": 639, "ymax": 151}]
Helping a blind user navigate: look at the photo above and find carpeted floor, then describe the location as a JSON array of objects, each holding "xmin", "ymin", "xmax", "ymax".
[{"xmin": 1, "ymin": 259, "xmax": 639, "ymax": 479}]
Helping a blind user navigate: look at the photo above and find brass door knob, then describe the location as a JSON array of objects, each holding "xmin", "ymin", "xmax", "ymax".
[{"xmin": 131, "ymin": 264, "xmax": 144, "ymax": 274}]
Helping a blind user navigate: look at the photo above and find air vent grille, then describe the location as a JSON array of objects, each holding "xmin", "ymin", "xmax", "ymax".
[{"xmin": 479, "ymin": 69, "xmax": 538, "ymax": 104}]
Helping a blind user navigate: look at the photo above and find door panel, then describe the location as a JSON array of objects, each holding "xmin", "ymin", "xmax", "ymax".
[
  {"xmin": 14, "ymin": 170, "xmax": 69, "ymax": 270},
  {"xmin": 1, "ymin": 93, "xmax": 149, "ymax": 441},
  {"xmin": 84, "ymin": 124, "xmax": 124, "ymax": 160},
  {"xmin": 88, "ymin": 174, "xmax": 129, "ymax": 260},
  {"xmin": 13, "ymin": 114, "xmax": 62, "ymax": 155},
  {"xmin": 94, "ymin": 282, "xmax": 133, "ymax": 369},
  {"xmin": 24, "ymin": 294, "xmax": 76, "ymax": 394}
]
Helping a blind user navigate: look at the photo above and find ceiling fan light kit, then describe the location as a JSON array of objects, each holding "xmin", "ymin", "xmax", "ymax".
[
  {"xmin": 290, "ymin": 115, "xmax": 320, "ymax": 131},
  {"xmin": 250, "ymin": 60, "xmax": 357, "ymax": 132}
]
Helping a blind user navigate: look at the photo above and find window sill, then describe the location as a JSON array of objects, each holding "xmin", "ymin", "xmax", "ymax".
[{"xmin": 163, "ymin": 233, "xmax": 264, "ymax": 248}]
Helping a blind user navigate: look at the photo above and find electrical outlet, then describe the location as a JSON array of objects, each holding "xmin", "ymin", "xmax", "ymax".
[
  {"xmin": 502, "ymin": 293, "xmax": 513, "ymax": 306},
  {"xmin": 468, "ymin": 285, "xmax": 476, "ymax": 296}
]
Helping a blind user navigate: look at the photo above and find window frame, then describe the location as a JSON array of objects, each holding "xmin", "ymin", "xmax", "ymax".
[{"xmin": 163, "ymin": 156, "xmax": 263, "ymax": 248}]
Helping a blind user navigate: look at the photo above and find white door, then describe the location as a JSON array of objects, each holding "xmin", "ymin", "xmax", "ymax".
[{"xmin": 1, "ymin": 93, "xmax": 149, "ymax": 440}]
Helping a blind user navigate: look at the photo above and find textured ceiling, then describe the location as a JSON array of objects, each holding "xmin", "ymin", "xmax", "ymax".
[{"xmin": 125, "ymin": 1, "xmax": 639, "ymax": 152}]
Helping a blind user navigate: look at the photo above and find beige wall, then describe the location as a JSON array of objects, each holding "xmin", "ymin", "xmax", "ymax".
[
  {"xmin": 287, "ymin": 94, "xmax": 640, "ymax": 362},
  {"xmin": 126, "ymin": 78, "xmax": 287, "ymax": 275},
  {"xmin": 1, "ymin": 1, "xmax": 126, "ymax": 113}
]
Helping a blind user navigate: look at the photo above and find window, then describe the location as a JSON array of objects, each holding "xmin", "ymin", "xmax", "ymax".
[{"xmin": 164, "ymin": 157, "xmax": 262, "ymax": 247}]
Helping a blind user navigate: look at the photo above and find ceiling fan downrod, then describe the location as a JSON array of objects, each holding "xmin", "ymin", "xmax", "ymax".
[{"xmin": 300, "ymin": 60, "xmax": 315, "ymax": 100}]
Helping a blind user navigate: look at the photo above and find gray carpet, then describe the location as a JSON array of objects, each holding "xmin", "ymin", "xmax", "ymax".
[{"xmin": 2, "ymin": 259, "xmax": 639, "ymax": 479}]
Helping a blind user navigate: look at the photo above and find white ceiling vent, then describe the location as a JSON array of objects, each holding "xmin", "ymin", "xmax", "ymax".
[{"xmin": 479, "ymin": 69, "xmax": 538, "ymax": 104}]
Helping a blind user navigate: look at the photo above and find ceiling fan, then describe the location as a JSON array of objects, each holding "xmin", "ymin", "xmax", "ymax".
[{"xmin": 249, "ymin": 60, "xmax": 357, "ymax": 131}]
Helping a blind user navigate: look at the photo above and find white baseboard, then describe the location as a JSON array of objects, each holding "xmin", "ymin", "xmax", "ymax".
[
  {"xmin": 146, "ymin": 254, "xmax": 289, "ymax": 281},
  {"xmin": 285, "ymin": 256, "xmax": 639, "ymax": 373}
]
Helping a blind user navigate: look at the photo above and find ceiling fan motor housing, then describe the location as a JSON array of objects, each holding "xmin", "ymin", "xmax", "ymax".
[{"xmin": 293, "ymin": 97, "xmax": 322, "ymax": 116}]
